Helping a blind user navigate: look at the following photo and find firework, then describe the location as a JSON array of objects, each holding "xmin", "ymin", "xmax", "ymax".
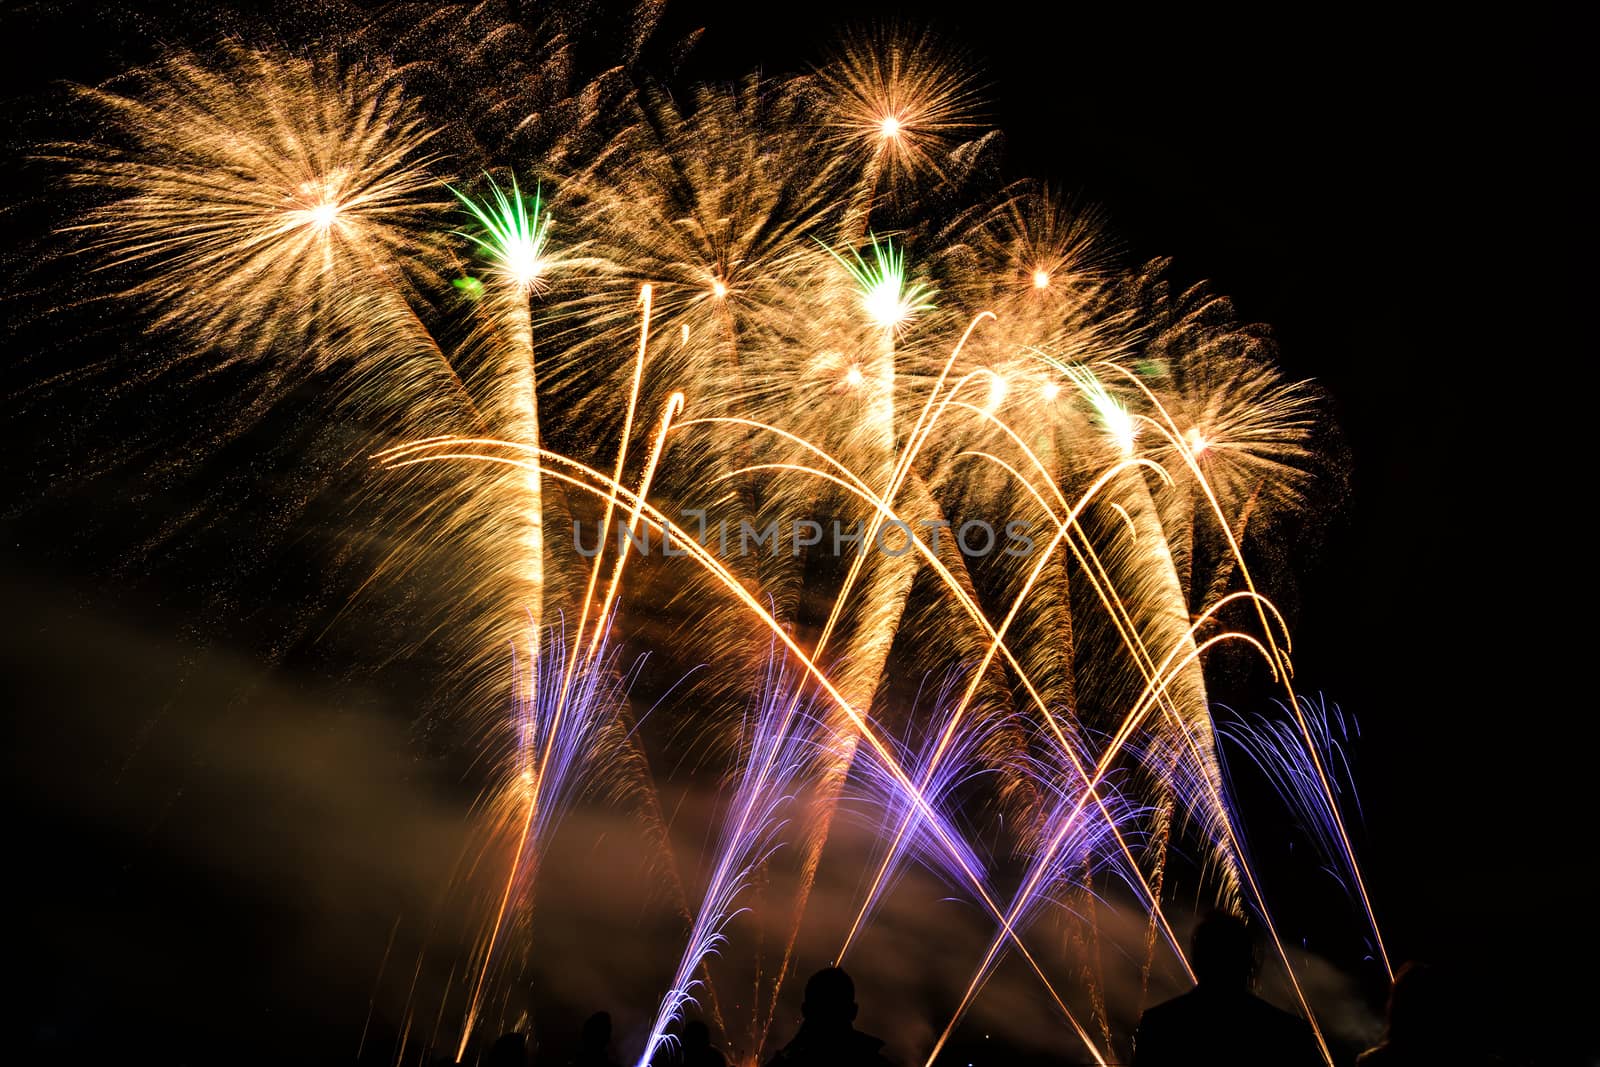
[
  {"xmin": 1217, "ymin": 696, "xmax": 1368, "ymax": 902},
  {"xmin": 636, "ymin": 651, "xmax": 818, "ymax": 1067},
  {"xmin": 817, "ymin": 24, "xmax": 983, "ymax": 191},
  {"xmin": 55, "ymin": 43, "xmax": 444, "ymax": 364},
  {"xmin": 48, "ymin": 17, "xmax": 1387, "ymax": 1067},
  {"xmin": 457, "ymin": 618, "xmax": 639, "ymax": 1057},
  {"xmin": 453, "ymin": 174, "xmax": 553, "ymax": 664}
]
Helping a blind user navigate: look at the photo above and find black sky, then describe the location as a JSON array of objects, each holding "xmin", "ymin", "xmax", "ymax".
[{"xmin": 3, "ymin": 1, "xmax": 1587, "ymax": 1063}]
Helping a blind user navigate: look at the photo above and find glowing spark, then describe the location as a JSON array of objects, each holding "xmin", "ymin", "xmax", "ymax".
[
  {"xmin": 826, "ymin": 234, "xmax": 935, "ymax": 332},
  {"xmin": 711, "ymin": 278, "xmax": 728, "ymax": 299},
  {"xmin": 1186, "ymin": 426, "xmax": 1210, "ymax": 455},
  {"xmin": 1110, "ymin": 412, "xmax": 1138, "ymax": 457},
  {"xmin": 454, "ymin": 173, "xmax": 551, "ymax": 292},
  {"xmin": 1041, "ymin": 379, "xmax": 1061, "ymax": 402},
  {"xmin": 307, "ymin": 201, "xmax": 340, "ymax": 230},
  {"xmin": 864, "ymin": 284, "xmax": 901, "ymax": 327},
  {"xmin": 984, "ymin": 374, "xmax": 1008, "ymax": 414},
  {"xmin": 1064, "ymin": 363, "xmax": 1137, "ymax": 456},
  {"xmin": 1032, "ymin": 268, "xmax": 1051, "ymax": 289},
  {"xmin": 818, "ymin": 27, "xmax": 981, "ymax": 181},
  {"xmin": 844, "ymin": 364, "xmax": 865, "ymax": 388}
]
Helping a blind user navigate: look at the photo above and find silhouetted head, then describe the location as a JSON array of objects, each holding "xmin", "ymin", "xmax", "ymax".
[
  {"xmin": 683, "ymin": 1020, "xmax": 711, "ymax": 1052},
  {"xmin": 485, "ymin": 1032, "xmax": 527, "ymax": 1067},
  {"xmin": 1190, "ymin": 911, "xmax": 1257, "ymax": 988},
  {"xmin": 800, "ymin": 967, "xmax": 858, "ymax": 1029},
  {"xmin": 581, "ymin": 1011, "xmax": 613, "ymax": 1050},
  {"xmin": 1387, "ymin": 961, "xmax": 1448, "ymax": 1046}
]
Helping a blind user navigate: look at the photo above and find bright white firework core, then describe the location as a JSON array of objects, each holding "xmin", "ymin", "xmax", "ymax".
[
  {"xmin": 504, "ymin": 239, "xmax": 545, "ymax": 288},
  {"xmin": 1109, "ymin": 409, "xmax": 1137, "ymax": 456},
  {"xmin": 711, "ymin": 279, "xmax": 728, "ymax": 299},
  {"xmin": 306, "ymin": 201, "xmax": 340, "ymax": 230},
  {"xmin": 1032, "ymin": 268, "xmax": 1051, "ymax": 289},
  {"xmin": 879, "ymin": 115, "xmax": 902, "ymax": 139},
  {"xmin": 985, "ymin": 374, "xmax": 1008, "ymax": 413},
  {"xmin": 1041, "ymin": 380, "xmax": 1061, "ymax": 402},
  {"xmin": 844, "ymin": 364, "xmax": 865, "ymax": 387},
  {"xmin": 863, "ymin": 280, "xmax": 906, "ymax": 328}
]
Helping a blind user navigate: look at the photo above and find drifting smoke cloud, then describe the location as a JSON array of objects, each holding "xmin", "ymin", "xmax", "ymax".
[{"xmin": 10, "ymin": 570, "xmax": 1382, "ymax": 1066}]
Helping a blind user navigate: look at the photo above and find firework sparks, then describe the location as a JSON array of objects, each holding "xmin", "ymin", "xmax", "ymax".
[
  {"xmin": 828, "ymin": 234, "xmax": 936, "ymax": 333},
  {"xmin": 55, "ymin": 44, "xmax": 443, "ymax": 362},
  {"xmin": 818, "ymin": 25, "xmax": 982, "ymax": 184},
  {"xmin": 636, "ymin": 651, "xmax": 818, "ymax": 1067},
  {"xmin": 50, "ymin": 21, "xmax": 1385, "ymax": 1067},
  {"xmin": 454, "ymin": 175, "xmax": 553, "ymax": 292}
]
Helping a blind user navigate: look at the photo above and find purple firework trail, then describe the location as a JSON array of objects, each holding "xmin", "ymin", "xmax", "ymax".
[
  {"xmin": 635, "ymin": 649, "xmax": 819, "ymax": 1067},
  {"xmin": 922, "ymin": 731, "xmax": 1146, "ymax": 1065},
  {"xmin": 836, "ymin": 669, "xmax": 1008, "ymax": 947},
  {"xmin": 1215, "ymin": 695, "xmax": 1366, "ymax": 901},
  {"xmin": 461, "ymin": 615, "xmax": 643, "ymax": 1052}
]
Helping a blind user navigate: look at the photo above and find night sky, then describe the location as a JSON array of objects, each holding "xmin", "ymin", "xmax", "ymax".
[{"xmin": 2, "ymin": 2, "xmax": 1585, "ymax": 1064}]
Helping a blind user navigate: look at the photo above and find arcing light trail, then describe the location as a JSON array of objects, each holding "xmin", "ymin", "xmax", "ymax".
[
  {"xmin": 380, "ymin": 405, "xmax": 1315, "ymax": 1064},
  {"xmin": 59, "ymin": 22, "xmax": 1387, "ymax": 1065},
  {"xmin": 382, "ymin": 432, "xmax": 1117, "ymax": 1057},
  {"xmin": 1108, "ymin": 361, "xmax": 1393, "ymax": 978},
  {"xmin": 634, "ymin": 654, "xmax": 817, "ymax": 1067}
]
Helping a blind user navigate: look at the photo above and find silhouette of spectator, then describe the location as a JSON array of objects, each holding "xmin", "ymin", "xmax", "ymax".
[
  {"xmin": 486, "ymin": 1032, "xmax": 530, "ymax": 1067},
  {"xmin": 573, "ymin": 1010, "xmax": 621, "ymax": 1067},
  {"xmin": 1359, "ymin": 961, "xmax": 1500, "ymax": 1065},
  {"xmin": 1132, "ymin": 911, "xmax": 1321, "ymax": 1066},
  {"xmin": 681, "ymin": 1019, "xmax": 727, "ymax": 1067},
  {"xmin": 764, "ymin": 967, "xmax": 894, "ymax": 1067}
]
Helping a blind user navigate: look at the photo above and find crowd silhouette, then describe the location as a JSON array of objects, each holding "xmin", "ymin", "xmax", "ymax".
[
  {"xmin": 471, "ymin": 966, "xmax": 887, "ymax": 1067},
  {"xmin": 762, "ymin": 967, "xmax": 894, "ymax": 1067},
  {"xmin": 1132, "ymin": 911, "xmax": 1321, "ymax": 1065},
  {"xmin": 485, "ymin": 1032, "xmax": 531, "ymax": 1067},
  {"xmin": 467, "ymin": 947, "xmax": 1495, "ymax": 1067},
  {"xmin": 573, "ymin": 1011, "xmax": 621, "ymax": 1067},
  {"xmin": 681, "ymin": 1020, "xmax": 727, "ymax": 1067}
]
